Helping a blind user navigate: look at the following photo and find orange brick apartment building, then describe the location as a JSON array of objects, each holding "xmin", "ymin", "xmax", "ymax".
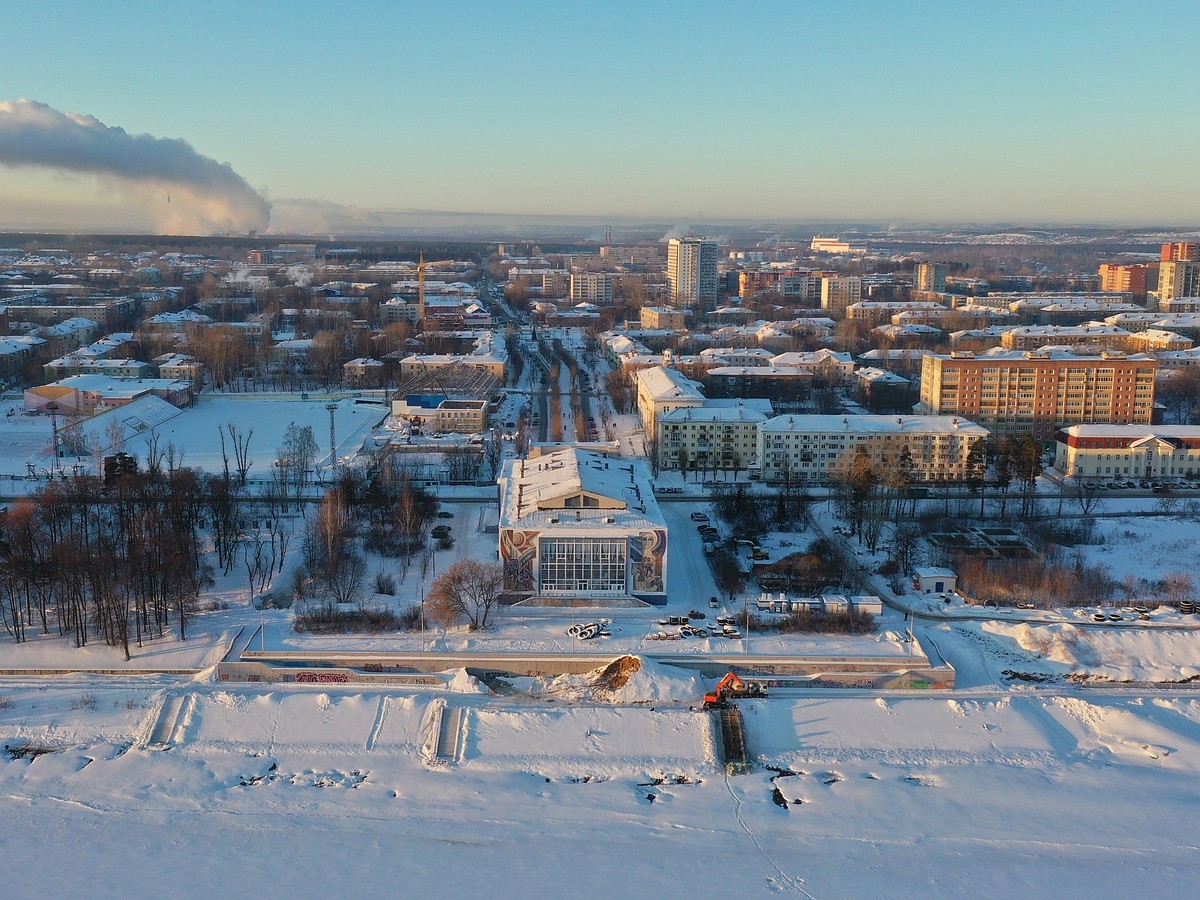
[{"xmin": 919, "ymin": 349, "xmax": 1157, "ymax": 440}]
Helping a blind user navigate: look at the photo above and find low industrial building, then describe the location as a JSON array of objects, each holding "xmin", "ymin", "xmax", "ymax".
[
  {"xmin": 24, "ymin": 374, "xmax": 193, "ymax": 416},
  {"xmin": 497, "ymin": 448, "xmax": 667, "ymax": 605},
  {"xmin": 390, "ymin": 394, "xmax": 488, "ymax": 434}
]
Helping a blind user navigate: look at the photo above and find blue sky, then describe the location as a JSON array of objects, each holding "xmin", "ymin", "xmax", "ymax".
[{"xmin": 2, "ymin": 0, "xmax": 1198, "ymax": 230}]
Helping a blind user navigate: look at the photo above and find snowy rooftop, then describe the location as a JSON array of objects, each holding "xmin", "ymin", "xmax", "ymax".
[
  {"xmin": 706, "ymin": 365, "xmax": 813, "ymax": 377},
  {"xmin": 635, "ymin": 365, "xmax": 705, "ymax": 401},
  {"xmin": 659, "ymin": 404, "xmax": 768, "ymax": 425},
  {"xmin": 1058, "ymin": 424, "xmax": 1200, "ymax": 439},
  {"xmin": 51, "ymin": 374, "xmax": 192, "ymax": 394},
  {"xmin": 761, "ymin": 414, "xmax": 986, "ymax": 436},
  {"xmin": 499, "ymin": 448, "xmax": 663, "ymax": 529},
  {"xmin": 770, "ymin": 349, "xmax": 852, "ymax": 366}
]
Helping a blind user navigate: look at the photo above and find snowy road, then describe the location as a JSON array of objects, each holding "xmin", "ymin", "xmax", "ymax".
[{"xmin": 660, "ymin": 498, "xmax": 722, "ymax": 610}]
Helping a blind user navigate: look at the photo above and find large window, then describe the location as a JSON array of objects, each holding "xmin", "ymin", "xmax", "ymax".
[{"xmin": 539, "ymin": 538, "xmax": 628, "ymax": 594}]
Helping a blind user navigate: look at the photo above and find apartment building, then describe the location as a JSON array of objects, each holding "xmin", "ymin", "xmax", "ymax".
[
  {"xmin": 667, "ymin": 237, "xmax": 719, "ymax": 308},
  {"xmin": 1098, "ymin": 263, "xmax": 1153, "ymax": 300},
  {"xmin": 657, "ymin": 403, "xmax": 769, "ymax": 472},
  {"xmin": 1155, "ymin": 261, "xmax": 1200, "ymax": 305},
  {"xmin": 820, "ymin": 276, "xmax": 862, "ymax": 314},
  {"xmin": 1161, "ymin": 242, "xmax": 1198, "ymax": 262},
  {"xmin": 756, "ymin": 414, "xmax": 988, "ymax": 483},
  {"xmin": 999, "ymin": 324, "xmax": 1133, "ymax": 352},
  {"xmin": 913, "ymin": 262, "xmax": 948, "ymax": 293},
  {"xmin": 639, "ymin": 306, "xmax": 686, "ymax": 330},
  {"xmin": 919, "ymin": 349, "xmax": 1157, "ymax": 440},
  {"xmin": 635, "ymin": 364, "xmax": 706, "ymax": 434},
  {"xmin": 569, "ymin": 271, "xmax": 613, "ymax": 305},
  {"xmin": 845, "ymin": 300, "xmax": 948, "ymax": 326}
]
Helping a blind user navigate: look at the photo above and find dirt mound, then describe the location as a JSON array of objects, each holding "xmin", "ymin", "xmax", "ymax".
[{"xmin": 597, "ymin": 655, "xmax": 641, "ymax": 691}]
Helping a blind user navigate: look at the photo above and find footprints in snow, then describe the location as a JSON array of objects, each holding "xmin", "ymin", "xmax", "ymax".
[
  {"xmin": 764, "ymin": 765, "xmax": 845, "ymax": 809},
  {"xmin": 237, "ymin": 761, "xmax": 367, "ymax": 789}
]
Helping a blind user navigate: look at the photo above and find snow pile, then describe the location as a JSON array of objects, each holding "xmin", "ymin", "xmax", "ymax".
[
  {"xmin": 517, "ymin": 655, "xmax": 702, "ymax": 704},
  {"xmin": 983, "ymin": 621, "xmax": 1200, "ymax": 682},
  {"xmin": 605, "ymin": 656, "xmax": 704, "ymax": 704},
  {"xmin": 445, "ymin": 668, "xmax": 489, "ymax": 694}
]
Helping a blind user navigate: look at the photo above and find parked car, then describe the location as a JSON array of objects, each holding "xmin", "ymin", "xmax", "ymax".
[
  {"xmin": 431, "ymin": 525, "xmax": 451, "ymax": 538},
  {"xmin": 690, "ymin": 512, "xmax": 709, "ymax": 522},
  {"xmin": 437, "ymin": 510, "xmax": 454, "ymax": 519}
]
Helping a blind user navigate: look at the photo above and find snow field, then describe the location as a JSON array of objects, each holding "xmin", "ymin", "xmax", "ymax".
[
  {"xmin": 981, "ymin": 621, "xmax": 1200, "ymax": 683},
  {"xmin": 5, "ymin": 686, "xmax": 1200, "ymax": 897}
]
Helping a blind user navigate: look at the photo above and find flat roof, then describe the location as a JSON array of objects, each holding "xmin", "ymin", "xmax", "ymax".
[{"xmin": 761, "ymin": 414, "xmax": 987, "ymax": 436}]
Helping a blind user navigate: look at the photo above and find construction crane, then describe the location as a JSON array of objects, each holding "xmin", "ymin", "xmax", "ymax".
[{"xmin": 702, "ymin": 672, "xmax": 766, "ymax": 709}]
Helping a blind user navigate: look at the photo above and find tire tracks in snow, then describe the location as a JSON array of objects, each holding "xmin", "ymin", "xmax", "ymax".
[{"xmin": 366, "ymin": 696, "xmax": 389, "ymax": 751}]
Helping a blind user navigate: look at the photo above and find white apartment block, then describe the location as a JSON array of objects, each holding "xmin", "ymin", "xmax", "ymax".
[
  {"xmin": 756, "ymin": 414, "xmax": 988, "ymax": 484},
  {"xmin": 820, "ymin": 276, "xmax": 862, "ymax": 313},
  {"xmin": 658, "ymin": 404, "xmax": 769, "ymax": 472},
  {"xmin": 635, "ymin": 364, "xmax": 705, "ymax": 434},
  {"xmin": 667, "ymin": 238, "xmax": 719, "ymax": 308}
]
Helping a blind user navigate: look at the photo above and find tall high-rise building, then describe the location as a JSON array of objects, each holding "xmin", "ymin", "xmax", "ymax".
[
  {"xmin": 913, "ymin": 262, "xmax": 948, "ymax": 293},
  {"xmin": 667, "ymin": 237, "xmax": 719, "ymax": 308},
  {"xmin": 1161, "ymin": 242, "xmax": 1198, "ymax": 262},
  {"xmin": 820, "ymin": 275, "xmax": 862, "ymax": 313},
  {"xmin": 1156, "ymin": 260, "xmax": 1200, "ymax": 305}
]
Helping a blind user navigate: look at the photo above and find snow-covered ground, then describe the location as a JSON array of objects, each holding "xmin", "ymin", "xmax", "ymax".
[
  {"xmin": 4, "ymin": 680, "xmax": 1199, "ymax": 898},
  {"xmin": 1072, "ymin": 514, "xmax": 1200, "ymax": 590},
  {"xmin": 0, "ymin": 394, "xmax": 387, "ymax": 480},
  {"xmin": 5, "ymin": 351, "xmax": 1200, "ymax": 895}
]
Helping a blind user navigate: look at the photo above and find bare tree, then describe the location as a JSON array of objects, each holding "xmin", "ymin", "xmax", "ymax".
[
  {"xmin": 223, "ymin": 424, "xmax": 254, "ymax": 486},
  {"xmin": 277, "ymin": 422, "xmax": 319, "ymax": 507},
  {"xmin": 425, "ymin": 560, "xmax": 505, "ymax": 631}
]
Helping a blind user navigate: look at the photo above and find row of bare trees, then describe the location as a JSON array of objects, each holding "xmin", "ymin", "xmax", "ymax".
[{"xmin": 0, "ymin": 471, "xmax": 212, "ymax": 658}]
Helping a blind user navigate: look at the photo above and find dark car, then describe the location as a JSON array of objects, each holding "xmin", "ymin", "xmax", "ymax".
[
  {"xmin": 431, "ymin": 525, "xmax": 452, "ymax": 538},
  {"xmin": 437, "ymin": 510, "xmax": 454, "ymax": 519}
]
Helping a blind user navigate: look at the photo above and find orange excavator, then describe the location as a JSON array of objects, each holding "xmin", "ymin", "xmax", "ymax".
[{"xmin": 703, "ymin": 672, "xmax": 766, "ymax": 709}]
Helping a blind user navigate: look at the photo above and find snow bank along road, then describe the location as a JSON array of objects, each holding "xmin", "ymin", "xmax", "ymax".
[{"xmin": 3, "ymin": 680, "xmax": 1199, "ymax": 898}]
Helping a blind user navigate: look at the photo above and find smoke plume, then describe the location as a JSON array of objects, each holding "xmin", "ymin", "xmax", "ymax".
[{"xmin": 0, "ymin": 99, "xmax": 270, "ymax": 234}]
